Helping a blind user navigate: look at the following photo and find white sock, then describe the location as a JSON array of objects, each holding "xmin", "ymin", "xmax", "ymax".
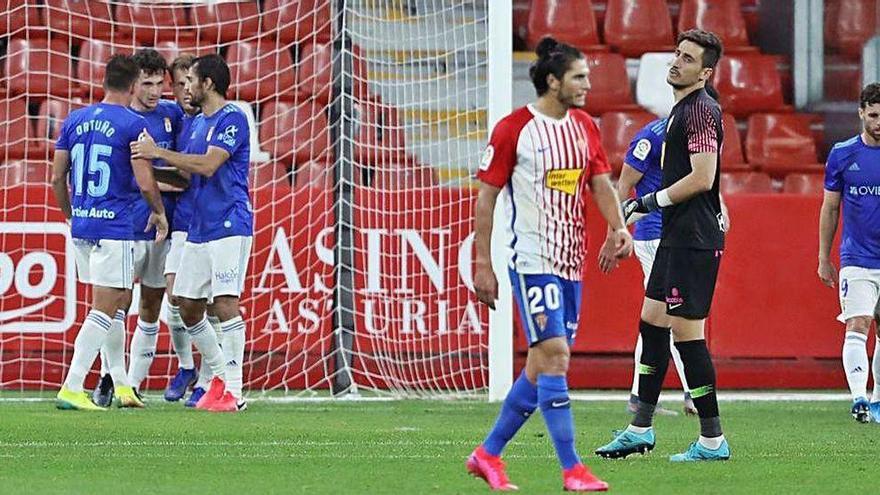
[
  {"xmin": 698, "ymin": 434, "xmax": 725, "ymax": 450},
  {"xmin": 631, "ymin": 334, "xmax": 642, "ymax": 396},
  {"xmin": 127, "ymin": 318, "xmax": 159, "ymax": 390},
  {"xmin": 669, "ymin": 333, "xmax": 690, "ymax": 393},
  {"xmin": 63, "ymin": 310, "xmax": 111, "ymax": 392},
  {"xmin": 187, "ymin": 317, "xmax": 225, "ymax": 380},
  {"xmin": 99, "ymin": 350, "xmax": 109, "ymax": 377},
  {"xmin": 843, "ymin": 331, "xmax": 869, "ymax": 401},
  {"xmin": 220, "ymin": 316, "xmax": 246, "ymax": 399},
  {"xmin": 625, "ymin": 424, "xmax": 651, "ymax": 434},
  {"xmin": 168, "ymin": 305, "xmax": 194, "ymax": 369},
  {"xmin": 195, "ymin": 352, "xmax": 212, "ymax": 389},
  {"xmin": 102, "ymin": 310, "xmax": 130, "ymax": 388},
  {"xmin": 208, "ymin": 315, "xmax": 222, "ymax": 339},
  {"xmin": 872, "ymin": 338, "xmax": 880, "ymax": 402}
]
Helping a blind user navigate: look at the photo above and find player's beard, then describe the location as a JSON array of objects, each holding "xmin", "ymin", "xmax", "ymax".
[{"xmin": 863, "ymin": 123, "xmax": 880, "ymax": 142}]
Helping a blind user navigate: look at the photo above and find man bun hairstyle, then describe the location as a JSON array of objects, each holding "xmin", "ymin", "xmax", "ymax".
[{"xmin": 529, "ymin": 37, "xmax": 584, "ymax": 96}]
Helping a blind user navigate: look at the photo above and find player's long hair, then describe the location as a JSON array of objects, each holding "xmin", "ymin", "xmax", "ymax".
[{"xmin": 529, "ymin": 37, "xmax": 583, "ymax": 97}]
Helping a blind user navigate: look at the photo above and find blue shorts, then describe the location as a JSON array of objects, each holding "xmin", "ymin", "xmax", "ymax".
[{"xmin": 509, "ymin": 269, "xmax": 582, "ymax": 347}]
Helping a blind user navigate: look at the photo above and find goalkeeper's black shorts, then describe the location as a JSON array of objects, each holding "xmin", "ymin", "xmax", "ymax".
[{"xmin": 645, "ymin": 246, "xmax": 722, "ymax": 320}]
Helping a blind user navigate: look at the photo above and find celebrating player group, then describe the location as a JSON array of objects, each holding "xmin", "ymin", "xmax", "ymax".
[{"xmin": 51, "ymin": 49, "xmax": 252, "ymax": 413}]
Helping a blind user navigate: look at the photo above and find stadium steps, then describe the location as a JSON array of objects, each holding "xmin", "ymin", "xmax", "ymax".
[{"xmin": 346, "ymin": 1, "xmax": 487, "ymax": 183}]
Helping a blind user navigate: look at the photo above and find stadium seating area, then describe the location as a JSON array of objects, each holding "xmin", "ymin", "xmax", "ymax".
[
  {"xmin": 513, "ymin": 0, "xmax": 834, "ymax": 195},
  {"xmin": 0, "ymin": 1, "xmax": 867, "ymax": 195}
]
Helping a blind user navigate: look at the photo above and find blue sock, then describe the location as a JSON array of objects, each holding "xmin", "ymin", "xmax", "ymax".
[
  {"xmin": 537, "ymin": 374, "xmax": 580, "ymax": 470},
  {"xmin": 483, "ymin": 370, "xmax": 537, "ymax": 456}
]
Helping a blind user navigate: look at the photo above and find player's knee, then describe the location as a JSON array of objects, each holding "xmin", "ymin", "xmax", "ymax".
[
  {"xmin": 846, "ymin": 317, "xmax": 872, "ymax": 335},
  {"xmin": 178, "ymin": 299, "xmax": 203, "ymax": 327},
  {"xmin": 211, "ymin": 296, "xmax": 241, "ymax": 321}
]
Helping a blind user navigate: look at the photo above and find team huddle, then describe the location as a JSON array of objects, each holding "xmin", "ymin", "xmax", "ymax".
[{"xmin": 51, "ymin": 50, "xmax": 252, "ymax": 413}]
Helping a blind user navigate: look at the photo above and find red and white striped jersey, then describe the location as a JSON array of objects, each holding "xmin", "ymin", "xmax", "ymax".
[{"xmin": 476, "ymin": 104, "xmax": 611, "ymax": 280}]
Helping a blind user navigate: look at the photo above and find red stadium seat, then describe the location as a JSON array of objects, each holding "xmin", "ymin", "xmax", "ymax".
[
  {"xmin": 154, "ymin": 40, "xmax": 215, "ymax": 66},
  {"xmin": 45, "ymin": 0, "xmax": 113, "ymax": 41},
  {"xmin": 34, "ymin": 97, "xmax": 86, "ymax": 154},
  {"xmin": 0, "ymin": 160, "xmax": 51, "ymax": 186},
  {"xmin": 604, "ymin": 0, "xmax": 675, "ymax": 57},
  {"xmin": 583, "ymin": 52, "xmax": 637, "ymax": 115},
  {"xmin": 115, "ymin": 2, "xmax": 193, "ymax": 44},
  {"xmin": 721, "ymin": 113, "xmax": 750, "ymax": 171},
  {"xmin": 227, "ymin": 41, "xmax": 297, "ymax": 102},
  {"xmin": 5, "ymin": 39, "xmax": 74, "ymax": 97},
  {"xmin": 598, "ymin": 110, "xmax": 657, "ymax": 176},
  {"xmin": 719, "ymin": 171, "xmax": 773, "ymax": 194},
  {"xmin": 712, "ymin": 54, "xmax": 785, "ymax": 118},
  {"xmin": 77, "ymin": 39, "xmax": 137, "ymax": 101},
  {"xmin": 825, "ymin": 0, "xmax": 877, "ymax": 58},
  {"xmin": 297, "ymin": 42, "xmax": 333, "ymax": 104},
  {"xmin": 0, "ymin": 1, "xmax": 44, "ymax": 38},
  {"xmin": 354, "ymin": 99, "xmax": 408, "ymax": 166},
  {"xmin": 0, "ymin": 97, "xmax": 32, "ymax": 160},
  {"xmin": 678, "ymin": 0, "xmax": 752, "ymax": 51},
  {"xmin": 526, "ymin": 0, "xmax": 605, "ymax": 53},
  {"xmin": 262, "ymin": 0, "xmax": 332, "ymax": 45},
  {"xmin": 249, "ymin": 161, "xmax": 291, "ymax": 189},
  {"xmin": 745, "ymin": 113, "xmax": 822, "ymax": 176},
  {"xmin": 294, "ymin": 160, "xmax": 332, "ymax": 188},
  {"xmin": 782, "ymin": 173, "xmax": 825, "ymax": 195},
  {"xmin": 373, "ymin": 166, "xmax": 437, "ymax": 190},
  {"xmin": 259, "ymin": 101, "xmax": 330, "ymax": 166},
  {"xmin": 193, "ymin": 1, "xmax": 261, "ymax": 45},
  {"xmin": 513, "ymin": 0, "xmax": 530, "ymax": 47}
]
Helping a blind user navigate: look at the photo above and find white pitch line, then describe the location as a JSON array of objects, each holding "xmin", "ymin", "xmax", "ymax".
[{"xmin": 0, "ymin": 391, "xmax": 853, "ymax": 403}]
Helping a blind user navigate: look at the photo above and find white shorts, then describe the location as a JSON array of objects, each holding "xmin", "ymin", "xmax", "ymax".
[
  {"xmin": 634, "ymin": 239, "xmax": 660, "ymax": 289},
  {"xmin": 173, "ymin": 236, "xmax": 252, "ymax": 301},
  {"xmin": 163, "ymin": 231, "xmax": 188, "ymax": 276},
  {"xmin": 73, "ymin": 238, "xmax": 145, "ymax": 289},
  {"xmin": 838, "ymin": 266, "xmax": 880, "ymax": 322},
  {"xmin": 134, "ymin": 240, "xmax": 169, "ymax": 289}
]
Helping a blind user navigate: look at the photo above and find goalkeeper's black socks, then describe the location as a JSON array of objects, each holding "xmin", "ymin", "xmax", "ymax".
[
  {"xmin": 675, "ymin": 339, "xmax": 723, "ymax": 438},
  {"xmin": 632, "ymin": 321, "xmax": 671, "ymax": 428}
]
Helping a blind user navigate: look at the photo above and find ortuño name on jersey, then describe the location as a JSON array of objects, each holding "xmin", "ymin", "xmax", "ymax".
[{"xmin": 74, "ymin": 119, "xmax": 116, "ymax": 138}]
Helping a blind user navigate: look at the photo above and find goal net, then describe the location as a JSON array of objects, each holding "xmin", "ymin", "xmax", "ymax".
[{"xmin": 0, "ymin": 0, "xmax": 501, "ymax": 399}]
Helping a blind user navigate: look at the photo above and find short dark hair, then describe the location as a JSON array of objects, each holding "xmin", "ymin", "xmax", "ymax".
[
  {"xmin": 104, "ymin": 54, "xmax": 140, "ymax": 92},
  {"xmin": 131, "ymin": 48, "xmax": 167, "ymax": 76},
  {"xmin": 677, "ymin": 29, "xmax": 723, "ymax": 69},
  {"xmin": 529, "ymin": 37, "xmax": 584, "ymax": 96},
  {"xmin": 192, "ymin": 54, "xmax": 230, "ymax": 96},
  {"xmin": 170, "ymin": 53, "xmax": 196, "ymax": 77},
  {"xmin": 860, "ymin": 83, "xmax": 880, "ymax": 108}
]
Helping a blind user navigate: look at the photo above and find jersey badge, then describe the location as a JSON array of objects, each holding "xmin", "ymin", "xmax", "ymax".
[
  {"xmin": 633, "ymin": 138, "xmax": 651, "ymax": 161},
  {"xmin": 164, "ymin": 117, "xmax": 172, "ymax": 133},
  {"xmin": 479, "ymin": 145, "xmax": 494, "ymax": 171},
  {"xmin": 207, "ymin": 126, "xmax": 214, "ymax": 142}
]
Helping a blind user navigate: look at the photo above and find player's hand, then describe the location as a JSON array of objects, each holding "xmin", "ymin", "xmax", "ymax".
[
  {"xmin": 818, "ymin": 258, "xmax": 838, "ymax": 288},
  {"xmin": 609, "ymin": 228, "xmax": 633, "ymax": 259},
  {"xmin": 474, "ymin": 261, "xmax": 499, "ymax": 310},
  {"xmin": 147, "ymin": 212, "xmax": 169, "ymax": 243},
  {"xmin": 597, "ymin": 237, "xmax": 619, "ymax": 274},
  {"xmin": 131, "ymin": 129, "xmax": 160, "ymax": 160},
  {"xmin": 622, "ymin": 193, "xmax": 660, "ymax": 222}
]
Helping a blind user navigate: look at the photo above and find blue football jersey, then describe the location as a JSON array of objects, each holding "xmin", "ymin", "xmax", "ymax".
[
  {"xmin": 185, "ymin": 104, "xmax": 252, "ymax": 243},
  {"xmin": 56, "ymin": 103, "xmax": 148, "ymax": 240},
  {"xmin": 824, "ymin": 135, "xmax": 880, "ymax": 268},
  {"xmin": 131, "ymin": 100, "xmax": 184, "ymax": 240},
  {"xmin": 172, "ymin": 112, "xmax": 198, "ymax": 233},
  {"xmin": 624, "ymin": 118, "xmax": 666, "ymax": 241}
]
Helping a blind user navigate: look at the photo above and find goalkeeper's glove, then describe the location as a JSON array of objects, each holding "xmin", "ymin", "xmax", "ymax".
[{"xmin": 622, "ymin": 192, "xmax": 660, "ymax": 222}]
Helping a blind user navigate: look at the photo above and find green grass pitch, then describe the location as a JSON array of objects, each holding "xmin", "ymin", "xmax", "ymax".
[{"xmin": 0, "ymin": 396, "xmax": 874, "ymax": 494}]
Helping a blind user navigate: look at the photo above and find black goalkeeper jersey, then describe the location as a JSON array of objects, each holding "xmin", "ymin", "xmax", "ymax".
[{"xmin": 659, "ymin": 87, "xmax": 725, "ymax": 250}]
